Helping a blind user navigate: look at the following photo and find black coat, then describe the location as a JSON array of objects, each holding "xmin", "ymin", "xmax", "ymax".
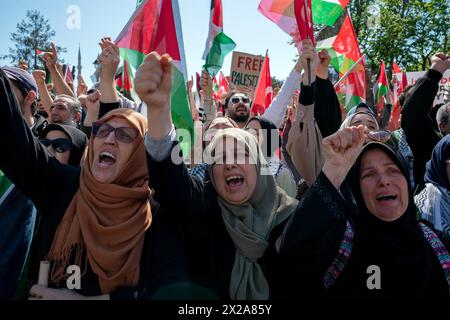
[
  {"xmin": 401, "ymin": 69, "xmax": 443, "ymax": 191},
  {"xmin": 0, "ymin": 68, "xmax": 189, "ymax": 300},
  {"xmin": 277, "ymin": 171, "xmax": 450, "ymax": 299},
  {"xmin": 147, "ymin": 148, "xmax": 287, "ymax": 299}
]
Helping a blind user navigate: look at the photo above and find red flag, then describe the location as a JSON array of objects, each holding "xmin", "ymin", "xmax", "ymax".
[
  {"xmin": 217, "ymin": 71, "xmax": 228, "ymax": 98},
  {"xmin": 388, "ymin": 100, "xmax": 402, "ymax": 131},
  {"xmin": 63, "ymin": 64, "xmax": 73, "ymax": 83},
  {"xmin": 393, "ymin": 62, "xmax": 408, "ymax": 94},
  {"xmin": 253, "ymin": 52, "xmax": 273, "ymax": 115},
  {"xmin": 294, "ymin": 0, "xmax": 315, "ymax": 45}
]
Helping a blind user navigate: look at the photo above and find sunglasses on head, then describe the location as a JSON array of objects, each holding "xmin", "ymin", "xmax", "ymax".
[
  {"xmin": 366, "ymin": 130, "xmax": 392, "ymax": 143},
  {"xmin": 230, "ymin": 96, "xmax": 250, "ymax": 105},
  {"xmin": 40, "ymin": 138, "xmax": 72, "ymax": 153},
  {"xmin": 92, "ymin": 122, "xmax": 139, "ymax": 144}
]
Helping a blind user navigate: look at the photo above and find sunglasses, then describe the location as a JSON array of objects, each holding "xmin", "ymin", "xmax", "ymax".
[
  {"xmin": 366, "ymin": 130, "xmax": 392, "ymax": 143},
  {"xmin": 230, "ymin": 96, "xmax": 250, "ymax": 105},
  {"xmin": 92, "ymin": 122, "xmax": 139, "ymax": 144},
  {"xmin": 40, "ymin": 138, "xmax": 72, "ymax": 153}
]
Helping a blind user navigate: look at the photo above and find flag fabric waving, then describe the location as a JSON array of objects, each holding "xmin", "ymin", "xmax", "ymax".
[
  {"xmin": 253, "ymin": 52, "xmax": 273, "ymax": 115},
  {"xmin": 294, "ymin": 0, "xmax": 315, "ymax": 45},
  {"xmin": 202, "ymin": 0, "xmax": 236, "ymax": 77},
  {"xmin": 373, "ymin": 60, "xmax": 389, "ymax": 112},
  {"xmin": 115, "ymin": 0, "xmax": 193, "ymax": 148},
  {"xmin": 312, "ymin": 0, "xmax": 350, "ymax": 26},
  {"xmin": 317, "ymin": 15, "xmax": 366, "ymax": 111},
  {"xmin": 258, "ymin": 0, "xmax": 350, "ymax": 41}
]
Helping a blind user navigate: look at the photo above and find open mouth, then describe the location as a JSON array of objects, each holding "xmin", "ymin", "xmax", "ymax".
[
  {"xmin": 376, "ymin": 194, "xmax": 397, "ymax": 202},
  {"xmin": 226, "ymin": 175, "xmax": 244, "ymax": 187},
  {"xmin": 99, "ymin": 151, "xmax": 117, "ymax": 167}
]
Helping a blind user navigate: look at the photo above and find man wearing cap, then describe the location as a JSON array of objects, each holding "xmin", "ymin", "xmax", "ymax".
[{"xmin": 3, "ymin": 66, "xmax": 38, "ymax": 127}]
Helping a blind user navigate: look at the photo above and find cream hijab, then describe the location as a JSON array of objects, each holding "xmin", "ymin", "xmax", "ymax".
[{"xmin": 207, "ymin": 128, "xmax": 298, "ymax": 300}]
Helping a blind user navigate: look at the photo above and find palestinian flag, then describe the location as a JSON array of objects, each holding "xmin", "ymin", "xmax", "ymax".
[
  {"xmin": 36, "ymin": 49, "xmax": 45, "ymax": 58},
  {"xmin": 202, "ymin": 0, "xmax": 236, "ymax": 77},
  {"xmin": 392, "ymin": 62, "xmax": 408, "ymax": 95},
  {"xmin": 0, "ymin": 171, "xmax": 13, "ymax": 203},
  {"xmin": 115, "ymin": 60, "xmax": 133, "ymax": 99},
  {"xmin": 374, "ymin": 60, "xmax": 389, "ymax": 111},
  {"xmin": 317, "ymin": 15, "xmax": 366, "ymax": 110},
  {"xmin": 312, "ymin": 0, "xmax": 350, "ymax": 26},
  {"xmin": 334, "ymin": 59, "xmax": 366, "ymax": 111},
  {"xmin": 115, "ymin": 0, "xmax": 193, "ymax": 148},
  {"xmin": 258, "ymin": 0, "xmax": 349, "ymax": 40}
]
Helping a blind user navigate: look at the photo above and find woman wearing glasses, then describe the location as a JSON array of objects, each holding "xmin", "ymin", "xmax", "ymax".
[
  {"xmin": 39, "ymin": 124, "xmax": 88, "ymax": 166},
  {"xmin": 0, "ymin": 68, "xmax": 189, "ymax": 300},
  {"xmin": 277, "ymin": 126, "xmax": 450, "ymax": 299}
]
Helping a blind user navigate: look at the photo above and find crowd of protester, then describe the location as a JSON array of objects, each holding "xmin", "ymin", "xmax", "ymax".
[{"xmin": 0, "ymin": 36, "xmax": 449, "ymax": 300}]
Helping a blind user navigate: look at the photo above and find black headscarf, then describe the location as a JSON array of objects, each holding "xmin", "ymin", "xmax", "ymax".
[
  {"xmin": 40, "ymin": 124, "xmax": 88, "ymax": 166},
  {"xmin": 425, "ymin": 134, "xmax": 450, "ymax": 191},
  {"xmin": 342, "ymin": 142, "xmax": 449, "ymax": 298},
  {"xmin": 245, "ymin": 116, "xmax": 281, "ymax": 160}
]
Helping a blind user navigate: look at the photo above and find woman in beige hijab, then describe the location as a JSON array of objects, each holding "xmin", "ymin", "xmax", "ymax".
[{"xmin": 0, "ymin": 68, "xmax": 188, "ymax": 300}]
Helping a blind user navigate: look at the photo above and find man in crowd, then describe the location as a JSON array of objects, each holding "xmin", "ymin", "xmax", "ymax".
[
  {"xmin": 49, "ymin": 95, "xmax": 82, "ymax": 127},
  {"xmin": 436, "ymin": 102, "xmax": 450, "ymax": 136}
]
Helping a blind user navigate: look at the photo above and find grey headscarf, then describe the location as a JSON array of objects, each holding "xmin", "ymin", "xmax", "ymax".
[{"xmin": 207, "ymin": 128, "xmax": 298, "ymax": 300}]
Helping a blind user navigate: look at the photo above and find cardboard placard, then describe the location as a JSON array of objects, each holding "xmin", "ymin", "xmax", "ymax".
[
  {"xmin": 229, "ymin": 51, "xmax": 265, "ymax": 92},
  {"xmin": 393, "ymin": 69, "xmax": 450, "ymax": 105}
]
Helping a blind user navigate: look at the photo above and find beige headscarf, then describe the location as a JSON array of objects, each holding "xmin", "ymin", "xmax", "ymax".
[
  {"xmin": 207, "ymin": 128, "xmax": 298, "ymax": 300},
  {"xmin": 47, "ymin": 109, "xmax": 152, "ymax": 294}
]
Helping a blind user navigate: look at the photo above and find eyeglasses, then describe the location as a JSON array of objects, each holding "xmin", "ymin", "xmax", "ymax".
[
  {"xmin": 366, "ymin": 130, "xmax": 392, "ymax": 143},
  {"xmin": 92, "ymin": 122, "xmax": 139, "ymax": 144},
  {"xmin": 40, "ymin": 138, "xmax": 72, "ymax": 153},
  {"xmin": 230, "ymin": 96, "xmax": 250, "ymax": 105}
]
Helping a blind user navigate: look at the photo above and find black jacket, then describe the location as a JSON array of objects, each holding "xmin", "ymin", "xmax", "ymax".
[
  {"xmin": 147, "ymin": 147, "xmax": 287, "ymax": 299},
  {"xmin": 277, "ymin": 172, "xmax": 450, "ymax": 299},
  {"xmin": 401, "ymin": 69, "xmax": 443, "ymax": 191},
  {"xmin": 0, "ymin": 68, "xmax": 189, "ymax": 300}
]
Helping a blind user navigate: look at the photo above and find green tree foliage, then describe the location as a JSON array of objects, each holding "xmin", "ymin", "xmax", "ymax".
[
  {"xmin": 349, "ymin": 0, "xmax": 449, "ymax": 72},
  {"xmin": 271, "ymin": 76, "xmax": 284, "ymax": 89},
  {"xmin": 1, "ymin": 10, "xmax": 65, "ymax": 70}
]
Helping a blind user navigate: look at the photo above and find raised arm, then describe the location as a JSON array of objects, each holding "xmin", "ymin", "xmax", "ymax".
[
  {"xmin": 32, "ymin": 70, "xmax": 53, "ymax": 114},
  {"xmin": 263, "ymin": 59, "xmax": 302, "ymax": 128},
  {"xmin": 0, "ymin": 68, "xmax": 72, "ymax": 210},
  {"xmin": 42, "ymin": 43, "xmax": 76, "ymax": 97},
  {"xmin": 98, "ymin": 37, "xmax": 121, "ymax": 104},
  {"xmin": 401, "ymin": 53, "xmax": 450, "ymax": 187},
  {"xmin": 277, "ymin": 126, "xmax": 365, "ymax": 293},
  {"xmin": 200, "ymin": 70, "xmax": 217, "ymax": 129},
  {"xmin": 134, "ymin": 52, "xmax": 208, "ymax": 220},
  {"xmin": 286, "ymin": 39, "xmax": 324, "ymax": 187},
  {"xmin": 314, "ymin": 49, "xmax": 342, "ymax": 138}
]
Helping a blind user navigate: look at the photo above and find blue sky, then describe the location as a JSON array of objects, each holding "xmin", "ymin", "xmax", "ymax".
[{"xmin": 0, "ymin": 0, "xmax": 298, "ymax": 86}]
